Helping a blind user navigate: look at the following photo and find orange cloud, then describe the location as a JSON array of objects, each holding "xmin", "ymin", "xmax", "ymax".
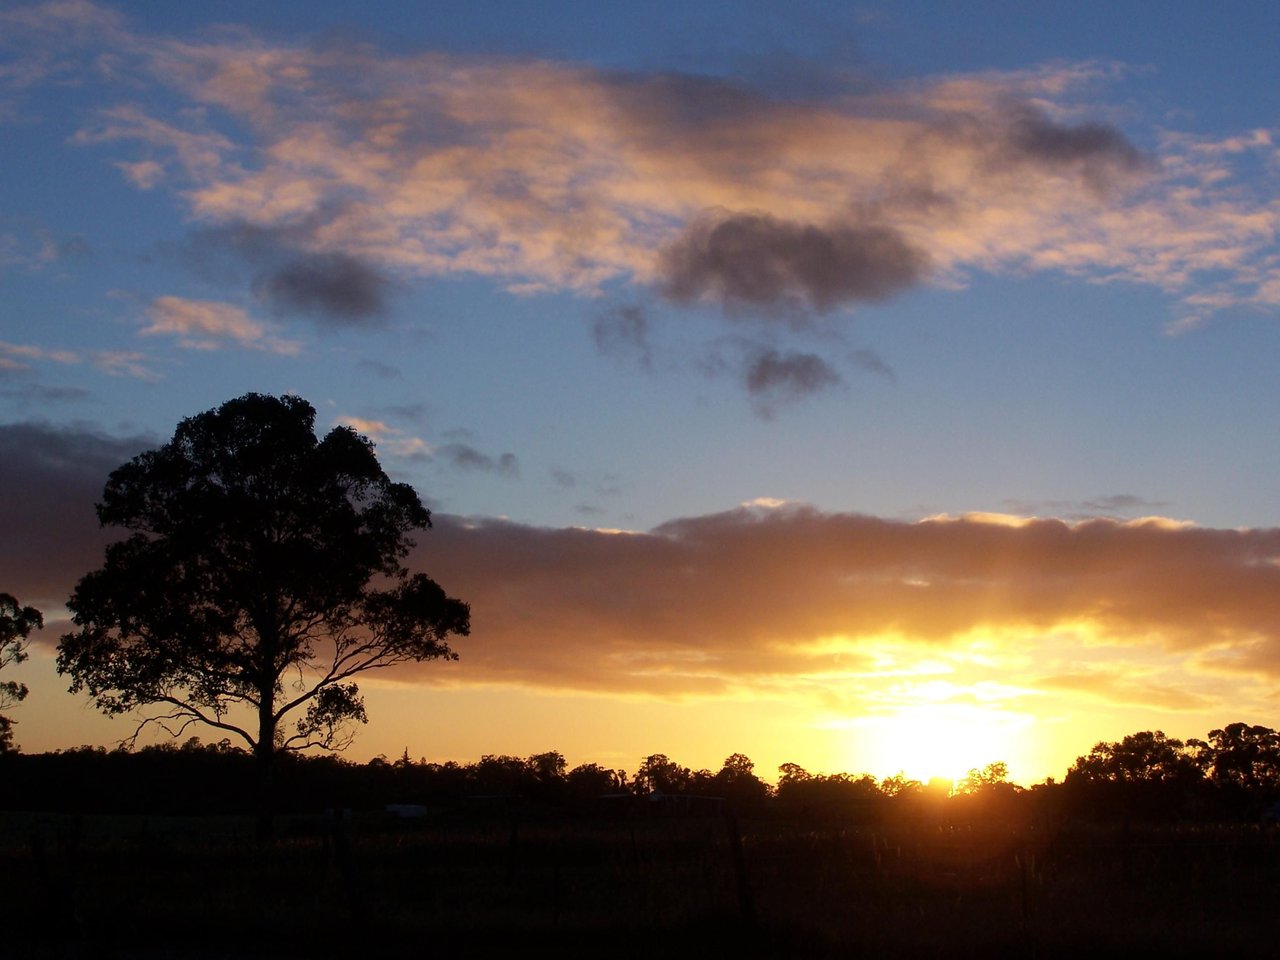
[
  {"xmin": 6, "ymin": 424, "xmax": 1280, "ymax": 715},
  {"xmin": 141, "ymin": 296, "xmax": 299, "ymax": 354},
  {"xmin": 405, "ymin": 506, "xmax": 1280, "ymax": 700},
  {"xmin": 7, "ymin": 4, "xmax": 1267, "ymax": 322}
]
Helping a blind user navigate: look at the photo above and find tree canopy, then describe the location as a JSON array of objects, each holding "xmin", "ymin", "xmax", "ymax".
[
  {"xmin": 57, "ymin": 393, "xmax": 470, "ymax": 771},
  {"xmin": 0, "ymin": 593, "xmax": 42, "ymax": 753},
  {"xmin": 1066, "ymin": 730, "xmax": 1204, "ymax": 785}
]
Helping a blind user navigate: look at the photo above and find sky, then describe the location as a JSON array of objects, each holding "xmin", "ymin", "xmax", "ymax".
[{"xmin": 1, "ymin": 0, "xmax": 1278, "ymax": 785}]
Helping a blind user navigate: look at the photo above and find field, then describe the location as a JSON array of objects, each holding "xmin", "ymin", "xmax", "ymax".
[{"xmin": 4, "ymin": 809, "xmax": 1279, "ymax": 958}]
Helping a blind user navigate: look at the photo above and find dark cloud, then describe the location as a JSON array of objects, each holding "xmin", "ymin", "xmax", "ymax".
[
  {"xmin": 1001, "ymin": 493, "xmax": 1169, "ymax": 520},
  {"xmin": 437, "ymin": 443, "xmax": 519, "ymax": 477},
  {"xmin": 185, "ymin": 223, "xmax": 391, "ymax": 326},
  {"xmin": 54, "ymin": 235, "xmax": 91, "ymax": 260},
  {"xmin": 357, "ymin": 358, "xmax": 400, "ymax": 379},
  {"xmin": 745, "ymin": 349, "xmax": 842, "ymax": 414},
  {"xmin": 998, "ymin": 105, "xmax": 1154, "ymax": 191},
  {"xmin": 659, "ymin": 212, "xmax": 929, "ymax": 314},
  {"xmin": 0, "ymin": 381, "xmax": 90, "ymax": 404},
  {"xmin": 551, "ymin": 468, "xmax": 577, "ymax": 489},
  {"xmin": 850, "ymin": 347, "xmax": 894, "ymax": 380},
  {"xmin": 1081, "ymin": 494, "xmax": 1169, "ymax": 515},
  {"xmin": 254, "ymin": 252, "xmax": 388, "ymax": 324},
  {"xmin": 402, "ymin": 506, "xmax": 1280, "ymax": 695},
  {"xmin": 0, "ymin": 422, "xmax": 152, "ymax": 611},
  {"xmin": 606, "ymin": 72, "xmax": 776, "ymax": 141},
  {"xmin": 591, "ymin": 305, "xmax": 653, "ymax": 369},
  {"xmin": 1004, "ymin": 106, "xmax": 1147, "ymax": 169}
]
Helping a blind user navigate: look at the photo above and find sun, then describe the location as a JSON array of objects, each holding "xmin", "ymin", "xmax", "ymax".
[{"xmin": 853, "ymin": 702, "xmax": 1032, "ymax": 786}]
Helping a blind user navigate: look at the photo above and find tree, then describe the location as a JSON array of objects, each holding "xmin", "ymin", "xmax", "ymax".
[
  {"xmin": 1193, "ymin": 722, "xmax": 1280, "ymax": 794},
  {"xmin": 1066, "ymin": 731, "xmax": 1204, "ymax": 784},
  {"xmin": 1, "ymin": 594, "xmax": 42, "ymax": 753},
  {"xmin": 57, "ymin": 393, "xmax": 470, "ymax": 832},
  {"xmin": 1064, "ymin": 729, "xmax": 1204, "ymax": 819},
  {"xmin": 712, "ymin": 753, "xmax": 771, "ymax": 810},
  {"xmin": 955, "ymin": 761, "xmax": 1018, "ymax": 797},
  {"xmin": 634, "ymin": 753, "xmax": 693, "ymax": 794}
]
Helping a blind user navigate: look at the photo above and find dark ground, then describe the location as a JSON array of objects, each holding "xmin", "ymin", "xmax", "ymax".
[{"xmin": 4, "ymin": 811, "xmax": 1279, "ymax": 959}]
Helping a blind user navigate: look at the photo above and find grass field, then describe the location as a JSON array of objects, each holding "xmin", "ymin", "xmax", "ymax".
[{"xmin": 4, "ymin": 810, "xmax": 1279, "ymax": 958}]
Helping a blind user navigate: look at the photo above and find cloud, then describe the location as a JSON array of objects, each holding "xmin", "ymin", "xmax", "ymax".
[
  {"xmin": 403, "ymin": 505, "xmax": 1280, "ymax": 697},
  {"xmin": 0, "ymin": 224, "xmax": 90, "ymax": 273},
  {"xmin": 437, "ymin": 443, "xmax": 519, "ymax": 476},
  {"xmin": 995, "ymin": 104, "xmax": 1154, "ymax": 191},
  {"xmin": 253, "ymin": 252, "xmax": 389, "ymax": 324},
  {"xmin": 850, "ymin": 347, "xmax": 894, "ymax": 380},
  {"xmin": 115, "ymin": 159, "xmax": 164, "ymax": 189},
  {"xmin": 333, "ymin": 416, "xmax": 513, "ymax": 469},
  {"xmin": 1001, "ymin": 493, "xmax": 1170, "ymax": 520},
  {"xmin": 356, "ymin": 358, "xmax": 401, "ymax": 379},
  {"xmin": 90, "ymin": 349, "xmax": 160, "ymax": 382},
  {"xmin": 0, "ymin": 421, "xmax": 151, "ymax": 609},
  {"xmin": 7, "ymin": 428, "xmax": 1280, "ymax": 706},
  {"xmin": 182, "ymin": 224, "xmax": 393, "ymax": 327},
  {"xmin": 0, "ymin": 382, "xmax": 89, "ymax": 404},
  {"xmin": 333, "ymin": 415, "xmax": 430, "ymax": 459},
  {"xmin": 744, "ymin": 348, "xmax": 843, "ymax": 415},
  {"xmin": 659, "ymin": 213, "xmax": 929, "ymax": 314},
  {"xmin": 141, "ymin": 296, "xmax": 300, "ymax": 354},
  {"xmin": 1035, "ymin": 670, "xmax": 1214, "ymax": 711},
  {"xmin": 0, "ymin": 340, "xmax": 79, "ymax": 371},
  {"xmin": 592, "ymin": 305, "xmax": 653, "ymax": 369},
  {"xmin": 6, "ymin": 6, "xmax": 1265, "ymax": 329}
]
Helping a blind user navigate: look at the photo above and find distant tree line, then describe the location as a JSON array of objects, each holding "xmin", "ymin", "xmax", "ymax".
[{"xmin": 4, "ymin": 723, "xmax": 1279, "ymax": 823}]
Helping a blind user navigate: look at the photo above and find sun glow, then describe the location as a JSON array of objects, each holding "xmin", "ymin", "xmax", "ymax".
[{"xmin": 852, "ymin": 702, "xmax": 1035, "ymax": 785}]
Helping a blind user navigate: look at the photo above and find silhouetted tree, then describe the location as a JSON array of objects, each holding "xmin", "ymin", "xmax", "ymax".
[
  {"xmin": 1067, "ymin": 731, "xmax": 1204, "ymax": 784},
  {"xmin": 57, "ymin": 393, "xmax": 470, "ymax": 837},
  {"xmin": 634, "ymin": 753, "xmax": 693, "ymax": 794},
  {"xmin": 566, "ymin": 762, "xmax": 626, "ymax": 798},
  {"xmin": 878, "ymin": 772, "xmax": 923, "ymax": 798},
  {"xmin": 0, "ymin": 594, "xmax": 42, "ymax": 753},
  {"xmin": 471, "ymin": 754, "xmax": 530, "ymax": 795},
  {"xmin": 1193, "ymin": 722, "xmax": 1280, "ymax": 793},
  {"xmin": 777, "ymin": 763, "xmax": 882, "ymax": 819},
  {"xmin": 1065, "ymin": 730, "xmax": 1205, "ymax": 820},
  {"xmin": 955, "ymin": 761, "xmax": 1018, "ymax": 797},
  {"xmin": 713, "ymin": 753, "xmax": 771, "ymax": 811}
]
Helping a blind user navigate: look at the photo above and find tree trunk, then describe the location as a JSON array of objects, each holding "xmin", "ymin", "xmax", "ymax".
[{"xmin": 255, "ymin": 703, "xmax": 276, "ymax": 845}]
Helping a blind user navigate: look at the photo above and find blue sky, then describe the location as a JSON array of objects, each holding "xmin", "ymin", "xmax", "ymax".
[{"xmin": 1, "ymin": 1, "xmax": 1278, "ymax": 781}]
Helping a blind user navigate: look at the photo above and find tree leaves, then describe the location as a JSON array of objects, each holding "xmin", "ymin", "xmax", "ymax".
[{"xmin": 58, "ymin": 393, "xmax": 469, "ymax": 758}]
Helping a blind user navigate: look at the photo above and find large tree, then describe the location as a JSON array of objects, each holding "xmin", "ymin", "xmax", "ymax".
[
  {"xmin": 57, "ymin": 394, "xmax": 470, "ymax": 825},
  {"xmin": 0, "ymin": 593, "xmax": 42, "ymax": 753}
]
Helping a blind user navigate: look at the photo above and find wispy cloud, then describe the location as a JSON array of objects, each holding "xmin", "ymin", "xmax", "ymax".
[
  {"xmin": 333, "ymin": 415, "xmax": 431, "ymax": 459},
  {"xmin": 141, "ymin": 295, "xmax": 300, "ymax": 354},
  {"xmin": 0, "ymin": 340, "xmax": 79, "ymax": 370},
  {"xmin": 4, "ymin": 4, "xmax": 1273, "ymax": 334},
  {"xmin": 90, "ymin": 349, "xmax": 160, "ymax": 382}
]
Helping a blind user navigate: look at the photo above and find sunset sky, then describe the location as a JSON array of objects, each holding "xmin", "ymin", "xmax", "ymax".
[{"xmin": 2, "ymin": 0, "xmax": 1279, "ymax": 785}]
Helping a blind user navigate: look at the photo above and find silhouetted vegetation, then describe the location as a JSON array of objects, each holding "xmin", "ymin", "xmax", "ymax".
[
  {"xmin": 0, "ymin": 593, "xmax": 40, "ymax": 754},
  {"xmin": 5, "ymin": 727, "xmax": 1280, "ymax": 957},
  {"xmin": 55, "ymin": 394, "xmax": 470, "ymax": 838}
]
